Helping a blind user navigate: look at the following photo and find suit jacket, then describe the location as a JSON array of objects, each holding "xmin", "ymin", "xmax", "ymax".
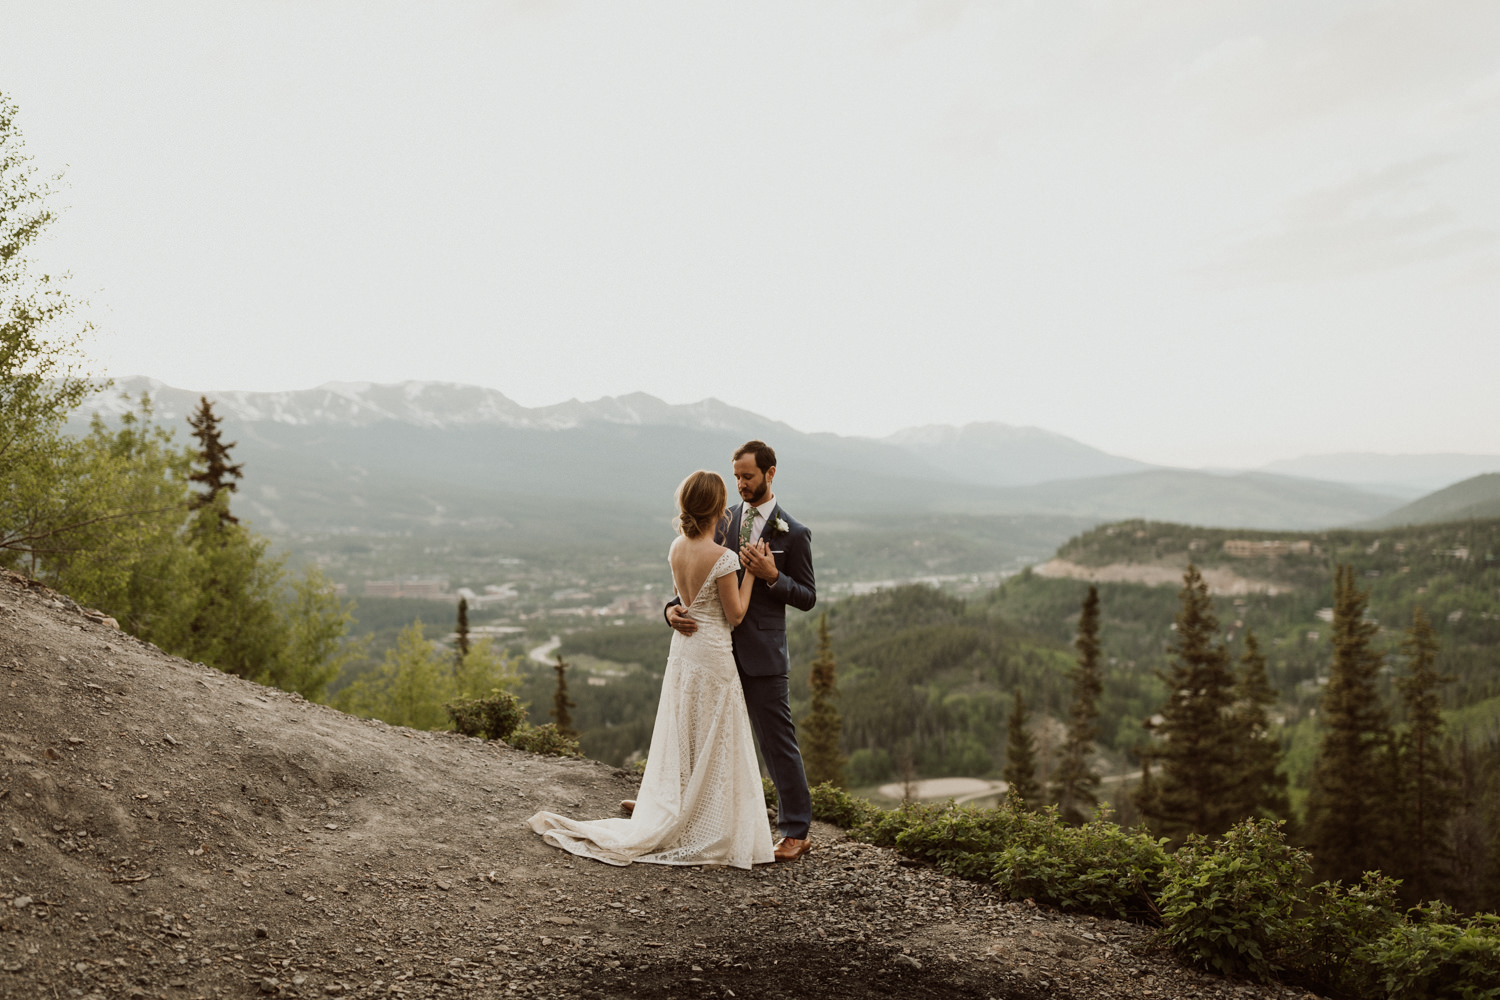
[{"xmin": 665, "ymin": 500, "xmax": 817, "ymax": 677}]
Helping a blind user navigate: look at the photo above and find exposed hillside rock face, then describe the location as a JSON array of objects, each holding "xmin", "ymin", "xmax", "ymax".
[
  {"xmin": 1032, "ymin": 559, "xmax": 1285, "ymax": 595},
  {"xmin": 1, "ymin": 572, "xmax": 1307, "ymax": 999}
]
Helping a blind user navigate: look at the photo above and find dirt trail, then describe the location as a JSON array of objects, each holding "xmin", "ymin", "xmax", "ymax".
[{"xmin": 0, "ymin": 570, "xmax": 1313, "ymax": 999}]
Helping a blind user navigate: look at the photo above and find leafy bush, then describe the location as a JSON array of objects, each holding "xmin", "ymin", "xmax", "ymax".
[
  {"xmin": 446, "ymin": 690, "xmax": 526, "ymax": 741},
  {"xmin": 1362, "ymin": 905, "xmax": 1500, "ymax": 999},
  {"xmin": 1291, "ymin": 872, "xmax": 1404, "ymax": 997},
  {"xmin": 762, "ymin": 777, "xmax": 777, "ymax": 810},
  {"xmin": 508, "ymin": 723, "xmax": 583, "ymax": 758},
  {"xmin": 1157, "ymin": 819, "xmax": 1310, "ymax": 981},
  {"xmin": 810, "ymin": 782, "xmax": 883, "ymax": 828},
  {"xmin": 989, "ymin": 807, "xmax": 1167, "ymax": 920}
]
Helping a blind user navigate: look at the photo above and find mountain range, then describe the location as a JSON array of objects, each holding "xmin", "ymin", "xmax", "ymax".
[{"xmin": 72, "ymin": 377, "xmax": 1489, "ymax": 535}]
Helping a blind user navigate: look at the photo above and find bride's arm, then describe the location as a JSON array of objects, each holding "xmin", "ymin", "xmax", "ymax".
[{"xmin": 717, "ymin": 560, "xmax": 756, "ymax": 627}]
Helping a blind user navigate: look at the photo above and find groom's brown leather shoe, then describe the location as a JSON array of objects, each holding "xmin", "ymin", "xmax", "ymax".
[
  {"xmin": 620, "ymin": 800, "xmax": 636, "ymax": 815},
  {"xmin": 773, "ymin": 836, "xmax": 812, "ymax": 861}
]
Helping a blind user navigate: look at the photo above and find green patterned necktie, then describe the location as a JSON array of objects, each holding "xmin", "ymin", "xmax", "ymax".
[{"xmin": 740, "ymin": 506, "xmax": 759, "ymax": 546}]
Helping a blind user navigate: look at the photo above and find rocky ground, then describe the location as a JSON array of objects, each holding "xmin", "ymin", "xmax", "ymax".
[{"xmin": 1, "ymin": 569, "xmax": 1321, "ymax": 999}]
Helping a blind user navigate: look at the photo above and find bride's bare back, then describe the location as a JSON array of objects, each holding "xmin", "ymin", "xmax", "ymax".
[{"xmin": 670, "ymin": 533, "xmax": 755, "ymax": 626}]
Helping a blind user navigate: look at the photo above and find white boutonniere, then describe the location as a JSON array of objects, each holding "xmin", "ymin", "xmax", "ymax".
[{"xmin": 775, "ymin": 517, "xmax": 790, "ymax": 535}]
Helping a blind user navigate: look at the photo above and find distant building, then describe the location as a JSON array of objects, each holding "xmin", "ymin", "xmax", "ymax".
[
  {"xmin": 362, "ymin": 577, "xmax": 451, "ymax": 600},
  {"xmin": 1223, "ymin": 539, "xmax": 1312, "ymax": 558}
]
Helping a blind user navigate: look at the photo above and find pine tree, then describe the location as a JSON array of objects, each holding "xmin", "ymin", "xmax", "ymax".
[
  {"xmin": 1053, "ymin": 585, "xmax": 1104, "ymax": 824},
  {"xmin": 551, "ymin": 655, "xmax": 577, "ymax": 740},
  {"xmin": 1394, "ymin": 606, "xmax": 1459, "ymax": 902},
  {"xmin": 187, "ymin": 396, "xmax": 243, "ymax": 523},
  {"xmin": 801, "ymin": 613, "xmax": 846, "ymax": 787},
  {"xmin": 1136, "ymin": 565, "xmax": 1240, "ymax": 842},
  {"xmin": 454, "ymin": 597, "xmax": 471, "ymax": 672},
  {"xmin": 1003, "ymin": 690, "xmax": 1042, "ymax": 808},
  {"xmin": 1305, "ymin": 564, "xmax": 1394, "ymax": 884},
  {"xmin": 1226, "ymin": 631, "xmax": 1291, "ymax": 825}
]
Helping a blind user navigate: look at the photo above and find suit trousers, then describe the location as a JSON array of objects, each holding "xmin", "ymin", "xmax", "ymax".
[{"xmin": 738, "ymin": 668, "xmax": 812, "ymax": 840}]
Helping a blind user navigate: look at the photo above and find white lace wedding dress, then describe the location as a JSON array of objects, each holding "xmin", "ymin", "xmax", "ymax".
[{"xmin": 527, "ymin": 548, "xmax": 774, "ymax": 868}]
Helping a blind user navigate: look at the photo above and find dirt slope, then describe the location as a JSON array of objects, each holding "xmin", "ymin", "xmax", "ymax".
[{"xmin": 0, "ymin": 570, "xmax": 1310, "ymax": 1000}]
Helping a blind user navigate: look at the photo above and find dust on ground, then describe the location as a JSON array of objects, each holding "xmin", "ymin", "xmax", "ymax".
[{"xmin": 1, "ymin": 570, "xmax": 1316, "ymax": 999}]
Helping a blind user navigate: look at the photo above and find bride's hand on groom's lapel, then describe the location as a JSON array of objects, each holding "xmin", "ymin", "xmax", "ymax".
[{"xmin": 741, "ymin": 541, "xmax": 779, "ymax": 583}]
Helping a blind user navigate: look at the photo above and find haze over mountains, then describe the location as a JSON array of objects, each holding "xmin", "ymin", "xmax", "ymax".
[{"xmin": 75, "ymin": 377, "xmax": 1499, "ymax": 536}]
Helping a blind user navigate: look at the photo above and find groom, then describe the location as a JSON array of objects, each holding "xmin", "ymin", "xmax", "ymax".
[{"xmin": 640, "ymin": 440, "xmax": 818, "ymax": 861}]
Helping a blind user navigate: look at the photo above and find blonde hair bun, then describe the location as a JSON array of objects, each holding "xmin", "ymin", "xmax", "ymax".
[{"xmin": 676, "ymin": 470, "xmax": 727, "ymax": 539}]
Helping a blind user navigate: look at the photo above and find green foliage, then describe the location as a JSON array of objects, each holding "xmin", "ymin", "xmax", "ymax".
[
  {"xmin": 1002, "ymin": 691, "xmax": 1042, "ymax": 808},
  {"xmin": 814, "ymin": 788, "xmax": 1500, "ymax": 997},
  {"xmin": 762, "ymin": 776, "xmax": 777, "ymax": 810},
  {"xmin": 508, "ymin": 722, "xmax": 583, "ymax": 757},
  {"xmin": 1395, "ymin": 606, "xmax": 1460, "ymax": 904},
  {"xmin": 559, "ymin": 623, "xmax": 671, "ymax": 668},
  {"xmin": 1226, "ymin": 632, "xmax": 1292, "ymax": 826},
  {"xmin": 0, "ymin": 90, "xmax": 94, "ymax": 566},
  {"xmin": 1138, "ymin": 565, "xmax": 1241, "ymax": 842},
  {"xmin": 453, "ymin": 638, "xmax": 522, "ymax": 700},
  {"xmin": 785, "ymin": 584, "xmax": 1074, "ymax": 781},
  {"xmin": 550, "ymin": 656, "xmax": 577, "ymax": 740},
  {"xmin": 445, "ymin": 689, "xmax": 526, "ymax": 742},
  {"xmin": 1291, "ymin": 873, "xmax": 1404, "ymax": 996},
  {"xmin": 186, "ymin": 397, "xmax": 243, "ymax": 523},
  {"xmin": 1053, "ymin": 584, "xmax": 1103, "ymax": 823},
  {"xmin": 809, "ymin": 782, "xmax": 882, "ymax": 828},
  {"xmin": 1156, "ymin": 820, "xmax": 1310, "ymax": 982},
  {"xmin": 44, "ymin": 399, "xmax": 196, "ymax": 635},
  {"xmin": 1362, "ymin": 905, "xmax": 1500, "ymax": 1000},
  {"xmin": 846, "ymin": 747, "xmax": 892, "ymax": 786},
  {"xmin": 986, "ymin": 807, "xmax": 1168, "ymax": 919},
  {"xmin": 801, "ymin": 613, "xmax": 846, "ymax": 787},
  {"xmin": 1307, "ymin": 564, "xmax": 1395, "ymax": 883},
  {"xmin": 335, "ymin": 621, "xmax": 454, "ymax": 731},
  {"xmin": 264, "ymin": 565, "xmax": 361, "ymax": 702}
]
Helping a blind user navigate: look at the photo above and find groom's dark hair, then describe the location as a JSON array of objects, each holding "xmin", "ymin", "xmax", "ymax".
[{"xmin": 734, "ymin": 440, "xmax": 776, "ymax": 473}]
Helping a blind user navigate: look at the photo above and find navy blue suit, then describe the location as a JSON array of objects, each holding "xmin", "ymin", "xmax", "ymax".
[{"xmin": 665, "ymin": 500, "xmax": 817, "ymax": 839}]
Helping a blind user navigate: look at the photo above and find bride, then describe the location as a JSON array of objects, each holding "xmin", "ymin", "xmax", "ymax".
[{"xmin": 527, "ymin": 471, "xmax": 775, "ymax": 868}]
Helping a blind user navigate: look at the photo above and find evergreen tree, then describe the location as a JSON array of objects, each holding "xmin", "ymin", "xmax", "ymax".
[
  {"xmin": 1136, "ymin": 565, "xmax": 1240, "ymax": 842},
  {"xmin": 1226, "ymin": 631, "xmax": 1292, "ymax": 825},
  {"xmin": 1305, "ymin": 564, "xmax": 1394, "ymax": 884},
  {"xmin": 1003, "ymin": 690, "xmax": 1043, "ymax": 808},
  {"xmin": 551, "ymin": 655, "xmax": 577, "ymax": 740},
  {"xmin": 1394, "ymin": 606, "xmax": 1459, "ymax": 903},
  {"xmin": 1053, "ymin": 585, "xmax": 1104, "ymax": 824},
  {"xmin": 187, "ymin": 396, "xmax": 243, "ymax": 523},
  {"xmin": 455, "ymin": 597, "xmax": 471, "ymax": 671},
  {"xmin": 801, "ymin": 613, "xmax": 846, "ymax": 787}
]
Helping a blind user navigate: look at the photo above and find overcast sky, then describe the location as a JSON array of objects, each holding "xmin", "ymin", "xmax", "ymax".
[{"xmin": 4, "ymin": 2, "xmax": 1499, "ymax": 467}]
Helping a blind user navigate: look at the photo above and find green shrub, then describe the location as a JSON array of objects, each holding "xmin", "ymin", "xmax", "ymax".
[
  {"xmin": 762, "ymin": 777, "xmax": 777, "ymax": 810},
  {"xmin": 509, "ymin": 722, "xmax": 583, "ymax": 757},
  {"xmin": 809, "ymin": 782, "xmax": 883, "ymax": 828},
  {"xmin": 1362, "ymin": 905, "xmax": 1500, "ymax": 1000},
  {"xmin": 893, "ymin": 803, "xmax": 1022, "ymax": 881},
  {"xmin": 1156, "ymin": 819, "xmax": 1309, "ymax": 982},
  {"xmin": 854, "ymin": 801, "xmax": 950, "ymax": 848},
  {"xmin": 1290, "ymin": 872, "xmax": 1404, "ymax": 997},
  {"xmin": 445, "ymin": 690, "xmax": 526, "ymax": 741},
  {"xmin": 989, "ymin": 807, "xmax": 1168, "ymax": 920}
]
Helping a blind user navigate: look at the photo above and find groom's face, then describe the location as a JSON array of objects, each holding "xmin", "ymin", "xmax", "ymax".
[{"xmin": 733, "ymin": 454, "xmax": 774, "ymax": 506}]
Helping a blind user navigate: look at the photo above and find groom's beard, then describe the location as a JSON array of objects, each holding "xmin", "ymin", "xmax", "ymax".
[{"xmin": 741, "ymin": 483, "xmax": 769, "ymax": 506}]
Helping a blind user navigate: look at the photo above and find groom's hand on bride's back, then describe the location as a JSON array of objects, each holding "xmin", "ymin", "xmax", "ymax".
[{"xmin": 666, "ymin": 604, "xmax": 698, "ymax": 636}]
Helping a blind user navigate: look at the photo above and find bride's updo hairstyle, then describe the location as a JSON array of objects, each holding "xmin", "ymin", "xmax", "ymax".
[{"xmin": 676, "ymin": 470, "xmax": 727, "ymax": 539}]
